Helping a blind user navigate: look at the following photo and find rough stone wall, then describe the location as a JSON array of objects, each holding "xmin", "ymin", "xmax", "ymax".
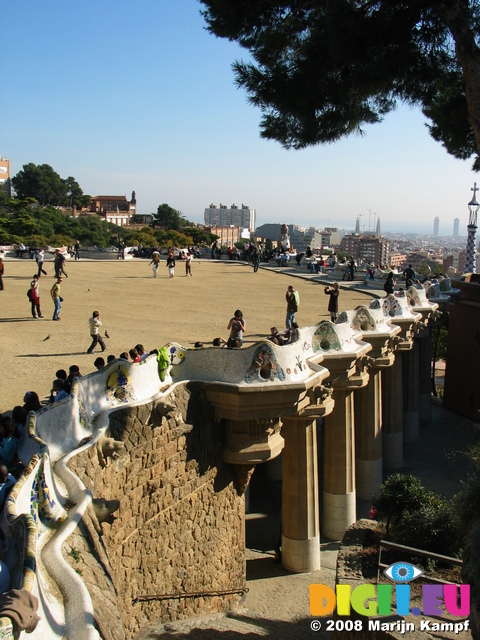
[{"xmin": 66, "ymin": 382, "xmax": 246, "ymax": 639}]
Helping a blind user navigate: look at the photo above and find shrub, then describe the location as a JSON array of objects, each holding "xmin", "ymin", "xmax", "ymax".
[{"xmin": 375, "ymin": 474, "xmax": 459, "ymax": 557}]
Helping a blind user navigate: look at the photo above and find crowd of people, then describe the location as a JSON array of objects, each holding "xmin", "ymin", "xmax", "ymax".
[{"xmin": 0, "ymin": 340, "xmax": 162, "ymax": 500}]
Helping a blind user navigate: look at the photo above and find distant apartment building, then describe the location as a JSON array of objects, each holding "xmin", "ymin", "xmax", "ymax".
[
  {"xmin": 205, "ymin": 225, "xmax": 241, "ymax": 247},
  {"xmin": 404, "ymin": 251, "xmax": 430, "ymax": 272},
  {"xmin": 442, "ymin": 255, "xmax": 454, "ymax": 273},
  {"xmin": 453, "ymin": 218, "xmax": 460, "ymax": 237},
  {"xmin": 255, "ymin": 223, "xmax": 341, "ymax": 252},
  {"xmin": 433, "ymin": 216, "xmax": 440, "ymax": 236},
  {"xmin": 90, "ymin": 191, "xmax": 136, "ymax": 226},
  {"xmin": 204, "ymin": 203, "xmax": 256, "ymax": 233},
  {"xmin": 389, "ymin": 253, "xmax": 407, "ymax": 269},
  {"xmin": 340, "ymin": 234, "xmax": 390, "ymax": 266},
  {"xmin": 456, "ymin": 250, "xmax": 466, "ymax": 274},
  {"xmin": 320, "ymin": 227, "xmax": 341, "ymax": 248},
  {"xmin": 255, "ymin": 223, "xmax": 283, "ymax": 243},
  {"xmin": 290, "ymin": 226, "xmax": 323, "ymax": 253},
  {"xmin": 0, "ymin": 156, "xmax": 11, "ymax": 197}
]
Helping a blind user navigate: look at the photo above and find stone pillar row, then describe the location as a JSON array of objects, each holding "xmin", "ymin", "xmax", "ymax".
[{"xmin": 206, "ymin": 320, "xmax": 435, "ymax": 573}]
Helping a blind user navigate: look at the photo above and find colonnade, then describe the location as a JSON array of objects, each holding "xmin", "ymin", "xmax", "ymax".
[{"xmin": 202, "ymin": 290, "xmax": 441, "ymax": 574}]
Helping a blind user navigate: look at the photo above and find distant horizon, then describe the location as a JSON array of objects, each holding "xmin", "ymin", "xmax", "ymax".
[{"xmin": 2, "ymin": 0, "xmax": 478, "ymax": 241}]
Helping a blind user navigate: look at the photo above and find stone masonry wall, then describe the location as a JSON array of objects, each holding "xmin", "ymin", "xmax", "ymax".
[{"xmin": 66, "ymin": 382, "xmax": 246, "ymax": 639}]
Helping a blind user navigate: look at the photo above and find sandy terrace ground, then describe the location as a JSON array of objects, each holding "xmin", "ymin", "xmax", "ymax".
[{"xmin": 0, "ymin": 257, "xmax": 372, "ymax": 412}]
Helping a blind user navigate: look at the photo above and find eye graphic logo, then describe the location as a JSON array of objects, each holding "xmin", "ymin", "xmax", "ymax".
[{"xmin": 383, "ymin": 562, "xmax": 424, "ymax": 583}]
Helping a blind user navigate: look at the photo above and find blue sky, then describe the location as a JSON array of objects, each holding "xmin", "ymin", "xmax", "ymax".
[{"xmin": 1, "ymin": 0, "xmax": 477, "ymax": 235}]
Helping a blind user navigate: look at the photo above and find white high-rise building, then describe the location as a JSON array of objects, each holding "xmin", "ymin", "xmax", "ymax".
[
  {"xmin": 453, "ymin": 218, "xmax": 460, "ymax": 237},
  {"xmin": 204, "ymin": 203, "xmax": 256, "ymax": 232},
  {"xmin": 433, "ymin": 216, "xmax": 440, "ymax": 236}
]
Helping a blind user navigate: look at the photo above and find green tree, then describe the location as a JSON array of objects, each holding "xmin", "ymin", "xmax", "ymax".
[
  {"xmin": 418, "ymin": 259, "xmax": 432, "ymax": 277},
  {"xmin": 201, "ymin": 1, "xmax": 480, "ymax": 168},
  {"xmin": 182, "ymin": 226, "xmax": 217, "ymax": 246},
  {"xmin": 376, "ymin": 474, "xmax": 426, "ymax": 534},
  {"xmin": 12, "ymin": 163, "xmax": 68, "ymax": 205},
  {"xmin": 155, "ymin": 203, "xmax": 189, "ymax": 231},
  {"xmin": 65, "ymin": 176, "xmax": 90, "ymax": 209}
]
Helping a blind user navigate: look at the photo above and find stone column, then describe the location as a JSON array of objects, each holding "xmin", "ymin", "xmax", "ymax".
[
  {"xmin": 382, "ymin": 353, "xmax": 403, "ymax": 469},
  {"xmin": 322, "ymin": 386, "xmax": 356, "ymax": 540},
  {"xmin": 355, "ymin": 369, "xmax": 383, "ymax": 500},
  {"xmin": 281, "ymin": 416, "xmax": 320, "ymax": 572},
  {"xmin": 402, "ymin": 344, "xmax": 420, "ymax": 443},
  {"xmin": 416, "ymin": 329, "xmax": 432, "ymax": 425}
]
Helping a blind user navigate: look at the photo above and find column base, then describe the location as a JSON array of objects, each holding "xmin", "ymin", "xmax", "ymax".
[
  {"xmin": 356, "ymin": 458, "xmax": 382, "ymax": 500},
  {"xmin": 281, "ymin": 533, "xmax": 320, "ymax": 573},
  {"xmin": 383, "ymin": 431, "xmax": 403, "ymax": 469},
  {"xmin": 419, "ymin": 393, "xmax": 431, "ymax": 425},
  {"xmin": 322, "ymin": 490, "xmax": 356, "ymax": 541},
  {"xmin": 403, "ymin": 412, "xmax": 419, "ymax": 443}
]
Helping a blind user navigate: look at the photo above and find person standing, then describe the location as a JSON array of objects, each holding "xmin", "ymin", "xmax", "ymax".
[
  {"xmin": 29, "ymin": 274, "xmax": 44, "ymax": 318},
  {"xmin": 324, "ymin": 283, "xmax": 339, "ymax": 322},
  {"xmin": 211, "ymin": 240, "xmax": 218, "ymax": 260},
  {"xmin": 87, "ymin": 310, "xmax": 107, "ymax": 354},
  {"xmin": 403, "ymin": 264, "xmax": 415, "ymax": 287},
  {"xmin": 74, "ymin": 240, "xmax": 80, "ymax": 260},
  {"xmin": 0, "ymin": 257, "xmax": 4, "ymax": 291},
  {"xmin": 166, "ymin": 251, "xmax": 175, "ymax": 277},
  {"xmin": 185, "ymin": 252, "xmax": 192, "ymax": 276},
  {"xmin": 36, "ymin": 249, "xmax": 47, "ymax": 277},
  {"xmin": 285, "ymin": 285, "xmax": 299, "ymax": 328},
  {"xmin": 50, "ymin": 276, "xmax": 62, "ymax": 321}
]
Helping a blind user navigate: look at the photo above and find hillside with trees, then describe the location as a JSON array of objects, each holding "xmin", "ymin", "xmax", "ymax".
[{"xmin": 0, "ymin": 191, "xmax": 217, "ymax": 250}]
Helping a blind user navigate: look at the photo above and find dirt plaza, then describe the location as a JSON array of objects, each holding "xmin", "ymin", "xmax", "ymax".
[{"xmin": 0, "ymin": 257, "xmax": 372, "ymax": 411}]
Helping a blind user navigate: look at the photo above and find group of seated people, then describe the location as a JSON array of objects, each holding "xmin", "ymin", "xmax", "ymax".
[
  {"xmin": 120, "ymin": 344, "xmax": 158, "ymax": 365},
  {"xmin": 0, "ymin": 408, "xmax": 29, "ymax": 508},
  {"xmin": 267, "ymin": 323, "xmax": 299, "ymax": 346}
]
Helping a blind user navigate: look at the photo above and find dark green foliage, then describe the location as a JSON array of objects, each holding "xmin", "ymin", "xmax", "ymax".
[
  {"xmin": 393, "ymin": 493, "xmax": 457, "ymax": 556},
  {"xmin": 155, "ymin": 203, "xmax": 190, "ymax": 231},
  {"xmin": 182, "ymin": 226, "xmax": 217, "ymax": 246},
  {"xmin": 376, "ymin": 474, "xmax": 458, "ymax": 556},
  {"xmin": 432, "ymin": 311, "xmax": 449, "ymax": 364},
  {"xmin": 201, "ymin": 1, "xmax": 480, "ymax": 167},
  {"xmin": 376, "ymin": 474, "xmax": 426, "ymax": 532},
  {"xmin": 0, "ymin": 199, "xmax": 118, "ymax": 247},
  {"xmin": 335, "ymin": 250, "xmax": 351, "ymax": 262},
  {"xmin": 452, "ymin": 431, "xmax": 480, "ymax": 542},
  {"xmin": 11, "ymin": 163, "xmax": 90, "ymax": 208}
]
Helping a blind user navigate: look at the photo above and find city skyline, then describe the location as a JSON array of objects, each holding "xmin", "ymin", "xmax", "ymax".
[{"xmin": 1, "ymin": 0, "xmax": 478, "ymax": 235}]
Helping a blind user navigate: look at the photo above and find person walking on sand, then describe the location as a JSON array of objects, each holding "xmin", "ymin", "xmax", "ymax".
[
  {"xmin": 166, "ymin": 251, "xmax": 175, "ymax": 278},
  {"xmin": 324, "ymin": 283, "xmax": 339, "ymax": 322},
  {"xmin": 54, "ymin": 250, "xmax": 68, "ymax": 279},
  {"xmin": 0, "ymin": 257, "xmax": 4, "ymax": 291},
  {"xmin": 285, "ymin": 285, "xmax": 299, "ymax": 328},
  {"xmin": 149, "ymin": 250, "xmax": 160, "ymax": 277},
  {"xmin": 28, "ymin": 274, "xmax": 44, "ymax": 318},
  {"xmin": 36, "ymin": 248, "xmax": 47, "ymax": 277},
  {"xmin": 185, "ymin": 252, "xmax": 192, "ymax": 276},
  {"xmin": 87, "ymin": 310, "xmax": 107, "ymax": 354},
  {"xmin": 50, "ymin": 276, "xmax": 62, "ymax": 320}
]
